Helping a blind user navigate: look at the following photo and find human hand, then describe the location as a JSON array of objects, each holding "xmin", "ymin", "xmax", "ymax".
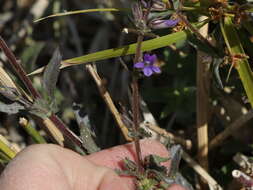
[{"xmin": 0, "ymin": 139, "xmax": 186, "ymax": 190}]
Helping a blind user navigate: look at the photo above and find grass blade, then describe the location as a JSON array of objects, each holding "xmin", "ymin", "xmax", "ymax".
[
  {"xmin": 29, "ymin": 30, "xmax": 190, "ymax": 75},
  {"xmin": 0, "ymin": 135, "xmax": 17, "ymax": 159},
  {"xmin": 35, "ymin": 8, "xmax": 126, "ymax": 23},
  {"xmin": 220, "ymin": 16, "xmax": 253, "ymax": 107}
]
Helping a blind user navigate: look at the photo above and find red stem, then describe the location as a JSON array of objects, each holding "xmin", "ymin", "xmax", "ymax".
[{"xmin": 0, "ymin": 36, "xmax": 83, "ymax": 148}]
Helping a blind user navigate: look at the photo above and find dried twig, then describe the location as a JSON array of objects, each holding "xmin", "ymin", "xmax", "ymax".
[
  {"xmin": 196, "ymin": 16, "xmax": 210, "ymax": 177},
  {"xmin": 209, "ymin": 109, "xmax": 253, "ymax": 150},
  {"xmin": 182, "ymin": 151, "xmax": 223, "ymax": 190},
  {"xmin": 85, "ymin": 64, "xmax": 131, "ymax": 141},
  {"xmin": 145, "ymin": 122, "xmax": 192, "ymax": 150}
]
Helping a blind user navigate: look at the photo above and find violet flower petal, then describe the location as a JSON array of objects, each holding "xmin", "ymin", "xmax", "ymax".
[
  {"xmin": 143, "ymin": 53, "xmax": 157, "ymax": 63},
  {"xmin": 149, "ymin": 18, "xmax": 179, "ymax": 29},
  {"xmin": 143, "ymin": 54, "xmax": 152, "ymax": 62},
  {"xmin": 148, "ymin": 54, "xmax": 157, "ymax": 63},
  {"xmin": 134, "ymin": 62, "xmax": 145, "ymax": 68},
  {"xmin": 143, "ymin": 67, "xmax": 153, "ymax": 76},
  {"xmin": 151, "ymin": 66, "xmax": 161, "ymax": 73},
  {"xmin": 165, "ymin": 19, "xmax": 180, "ymax": 27}
]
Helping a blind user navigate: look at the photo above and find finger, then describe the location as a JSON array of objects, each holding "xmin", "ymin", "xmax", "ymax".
[
  {"xmin": 86, "ymin": 139, "xmax": 185, "ymax": 190},
  {"xmin": 86, "ymin": 139, "xmax": 171, "ymax": 169},
  {"xmin": 0, "ymin": 144, "xmax": 131, "ymax": 190}
]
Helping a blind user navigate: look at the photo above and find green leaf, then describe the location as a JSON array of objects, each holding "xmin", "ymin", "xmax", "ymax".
[
  {"xmin": 42, "ymin": 47, "xmax": 61, "ymax": 98},
  {"xmin": 29, "ymin": 30, "xmax": 190, "ymax": 75},
  {"xmin": 35, "ymin": 8, "xmax": 127, "ymax": 23},
  {"xmin": 220, "ymin": 16, "xmax": 253, "ymax": 107}
]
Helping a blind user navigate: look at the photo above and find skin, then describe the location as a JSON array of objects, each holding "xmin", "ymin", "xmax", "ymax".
[{"xmin": 0, "ymin": 139, "xmax": 186, "ymax": 190}]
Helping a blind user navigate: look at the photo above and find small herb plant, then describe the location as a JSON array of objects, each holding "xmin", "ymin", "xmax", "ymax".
[{"xmin": 1, "ymin": 0, "xmax": 253, "ymax": 189}]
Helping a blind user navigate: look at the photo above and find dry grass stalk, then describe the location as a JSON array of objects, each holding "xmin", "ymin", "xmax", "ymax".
[
  {"xmin": 196, "ymin": 16, "xmax": 210, "ymax": 173},
  {"xmin": 182, "ymin": 151, "xmax": 223, "ymax": 190},
  {"xmin": 85, "ymin": 64, "xmax": 131, "ymax": 141},
  {"xmin": 209, "ymin": 110, "xmax": 253, "ymax": 150},
  {"xmin": 145, "ymin": 122, "xmax": 192, "ymax": 150},
  {"xmin": 0, "ymin": 66, "xmax": 19, "ymax": 91}
]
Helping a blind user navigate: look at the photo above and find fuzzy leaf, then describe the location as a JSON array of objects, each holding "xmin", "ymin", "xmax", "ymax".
[
  {"xmin": 0, "ymin": 102, "xmax": 24, "ymax": 114},
  {"xmin": 29, "ymin": 98, "xmax": 52, "ymax": 118},
  {"xmin": 73, "ymin": 103, "xmax": 100, "ymax": 154},
  {"xmin": 42, "ymin": 47, "xmax": 61, "ymax": 98}
]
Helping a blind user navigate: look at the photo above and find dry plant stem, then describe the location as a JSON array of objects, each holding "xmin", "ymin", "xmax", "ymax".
[
  {"xmin": 49, "ymin": 115, "xmax": 82, "ymax": 147},
  {"xmin": 0, "ymin": 36, "xmax": 40, "ymax": 99},
  {"xmin": 0, "ymin": 36, "xmax": 83, "ymax": 148},
  {"xmin": 145, "ymin": 123, "xmax": 192, "ymax": 150},
  {"xmin": 85, "ymin": 64, "xmax": 131, "ymax": 141},
  {"xmin": 196, "ymin": 16, "xmax": 210, "ymax": 189},
  {"xmin": 132, "ymin": 35, "xmax": 144, "ymax": 171},
  {"xmin": 196, "ymin": 16, "xmax": 210, "ymax": 167},
  {"xmin": 182, "ymin": 151, "xmax": 223, "ymax": 190},
  {"xmin": 209, "ymin": 109, "xmax": 253, "ymax": 150}
]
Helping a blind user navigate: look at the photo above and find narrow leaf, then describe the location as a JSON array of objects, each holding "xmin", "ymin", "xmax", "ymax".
[
  {"xmin": 29, "ymin": 30, "xmax": 190, "ymax": 75},
  {"xmin": 42, "ymin": 47, "xmax": 61, "ymax": 98},
  {"xmin": 35, "ymin": 8, "xmax": 126, "ymax": 23},
  {"xmin": 220, "ymin": 16, "xmax": 253, "ymax": 107}
]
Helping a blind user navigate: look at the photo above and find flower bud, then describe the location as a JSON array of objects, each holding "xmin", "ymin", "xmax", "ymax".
[
  {"xmin": 149, "ymin": 18, "xmax": 179, "ymax": 29},
  {"xmin": 132, "ymin": 2, "xmax": 143, "ymax": 22},
  {"xmin": 151, "ymin": 0, "xmax": 167, "ymax": 11}
]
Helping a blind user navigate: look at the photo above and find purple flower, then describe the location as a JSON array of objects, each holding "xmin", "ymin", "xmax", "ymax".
[
  {"xmin": 149, "ymin": 18, "xmax": 179, "ymax": 29},
  {"xmin": 134, "ymin": 54, "xmax": 161, "ymax": 77}
]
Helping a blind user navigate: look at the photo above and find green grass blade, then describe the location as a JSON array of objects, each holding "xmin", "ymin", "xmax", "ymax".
[
  {"xmin": 220, "ymin": 16, "xmax": 253, "ymax": 107},
  {"xmin": 35, "ymin": 8, "xmax": 126, "ymax": 23},
  {"xmin": 28, "ymin": 30, "xmax": 190, "ymax": 75},
  {"xmin": 0, "ymin": 135, "xmax": 17, "ymax": 159}
]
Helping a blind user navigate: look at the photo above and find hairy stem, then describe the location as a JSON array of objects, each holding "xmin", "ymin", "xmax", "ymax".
[
  {"xmin": 132, "ymin": 34, "xmax": 144, "ymax": 171},
  {"xmin": 0, "ymin": 36, "xmax": 83, "ymax": 149}
]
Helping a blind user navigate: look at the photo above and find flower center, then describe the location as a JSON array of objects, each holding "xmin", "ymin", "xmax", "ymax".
[{"xmin": 144, "ymin": 61, "xmax": 151, "ymax": 66}]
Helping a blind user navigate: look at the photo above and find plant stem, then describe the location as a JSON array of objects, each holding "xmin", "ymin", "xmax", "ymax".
[
  {"xmin": 132, "ymin": 34, "xmax": 144, "ymax": 171},
  {"xmin": 19, "ymin": 117, "xmax": 47, "ymax": 144},
  {"xmin": 0, "ymin": 36, "xmax": 40, "ymax": 99},
  {"xmin": 0, "ymin": 36, "xmax": 83, "ymax": 149}
]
